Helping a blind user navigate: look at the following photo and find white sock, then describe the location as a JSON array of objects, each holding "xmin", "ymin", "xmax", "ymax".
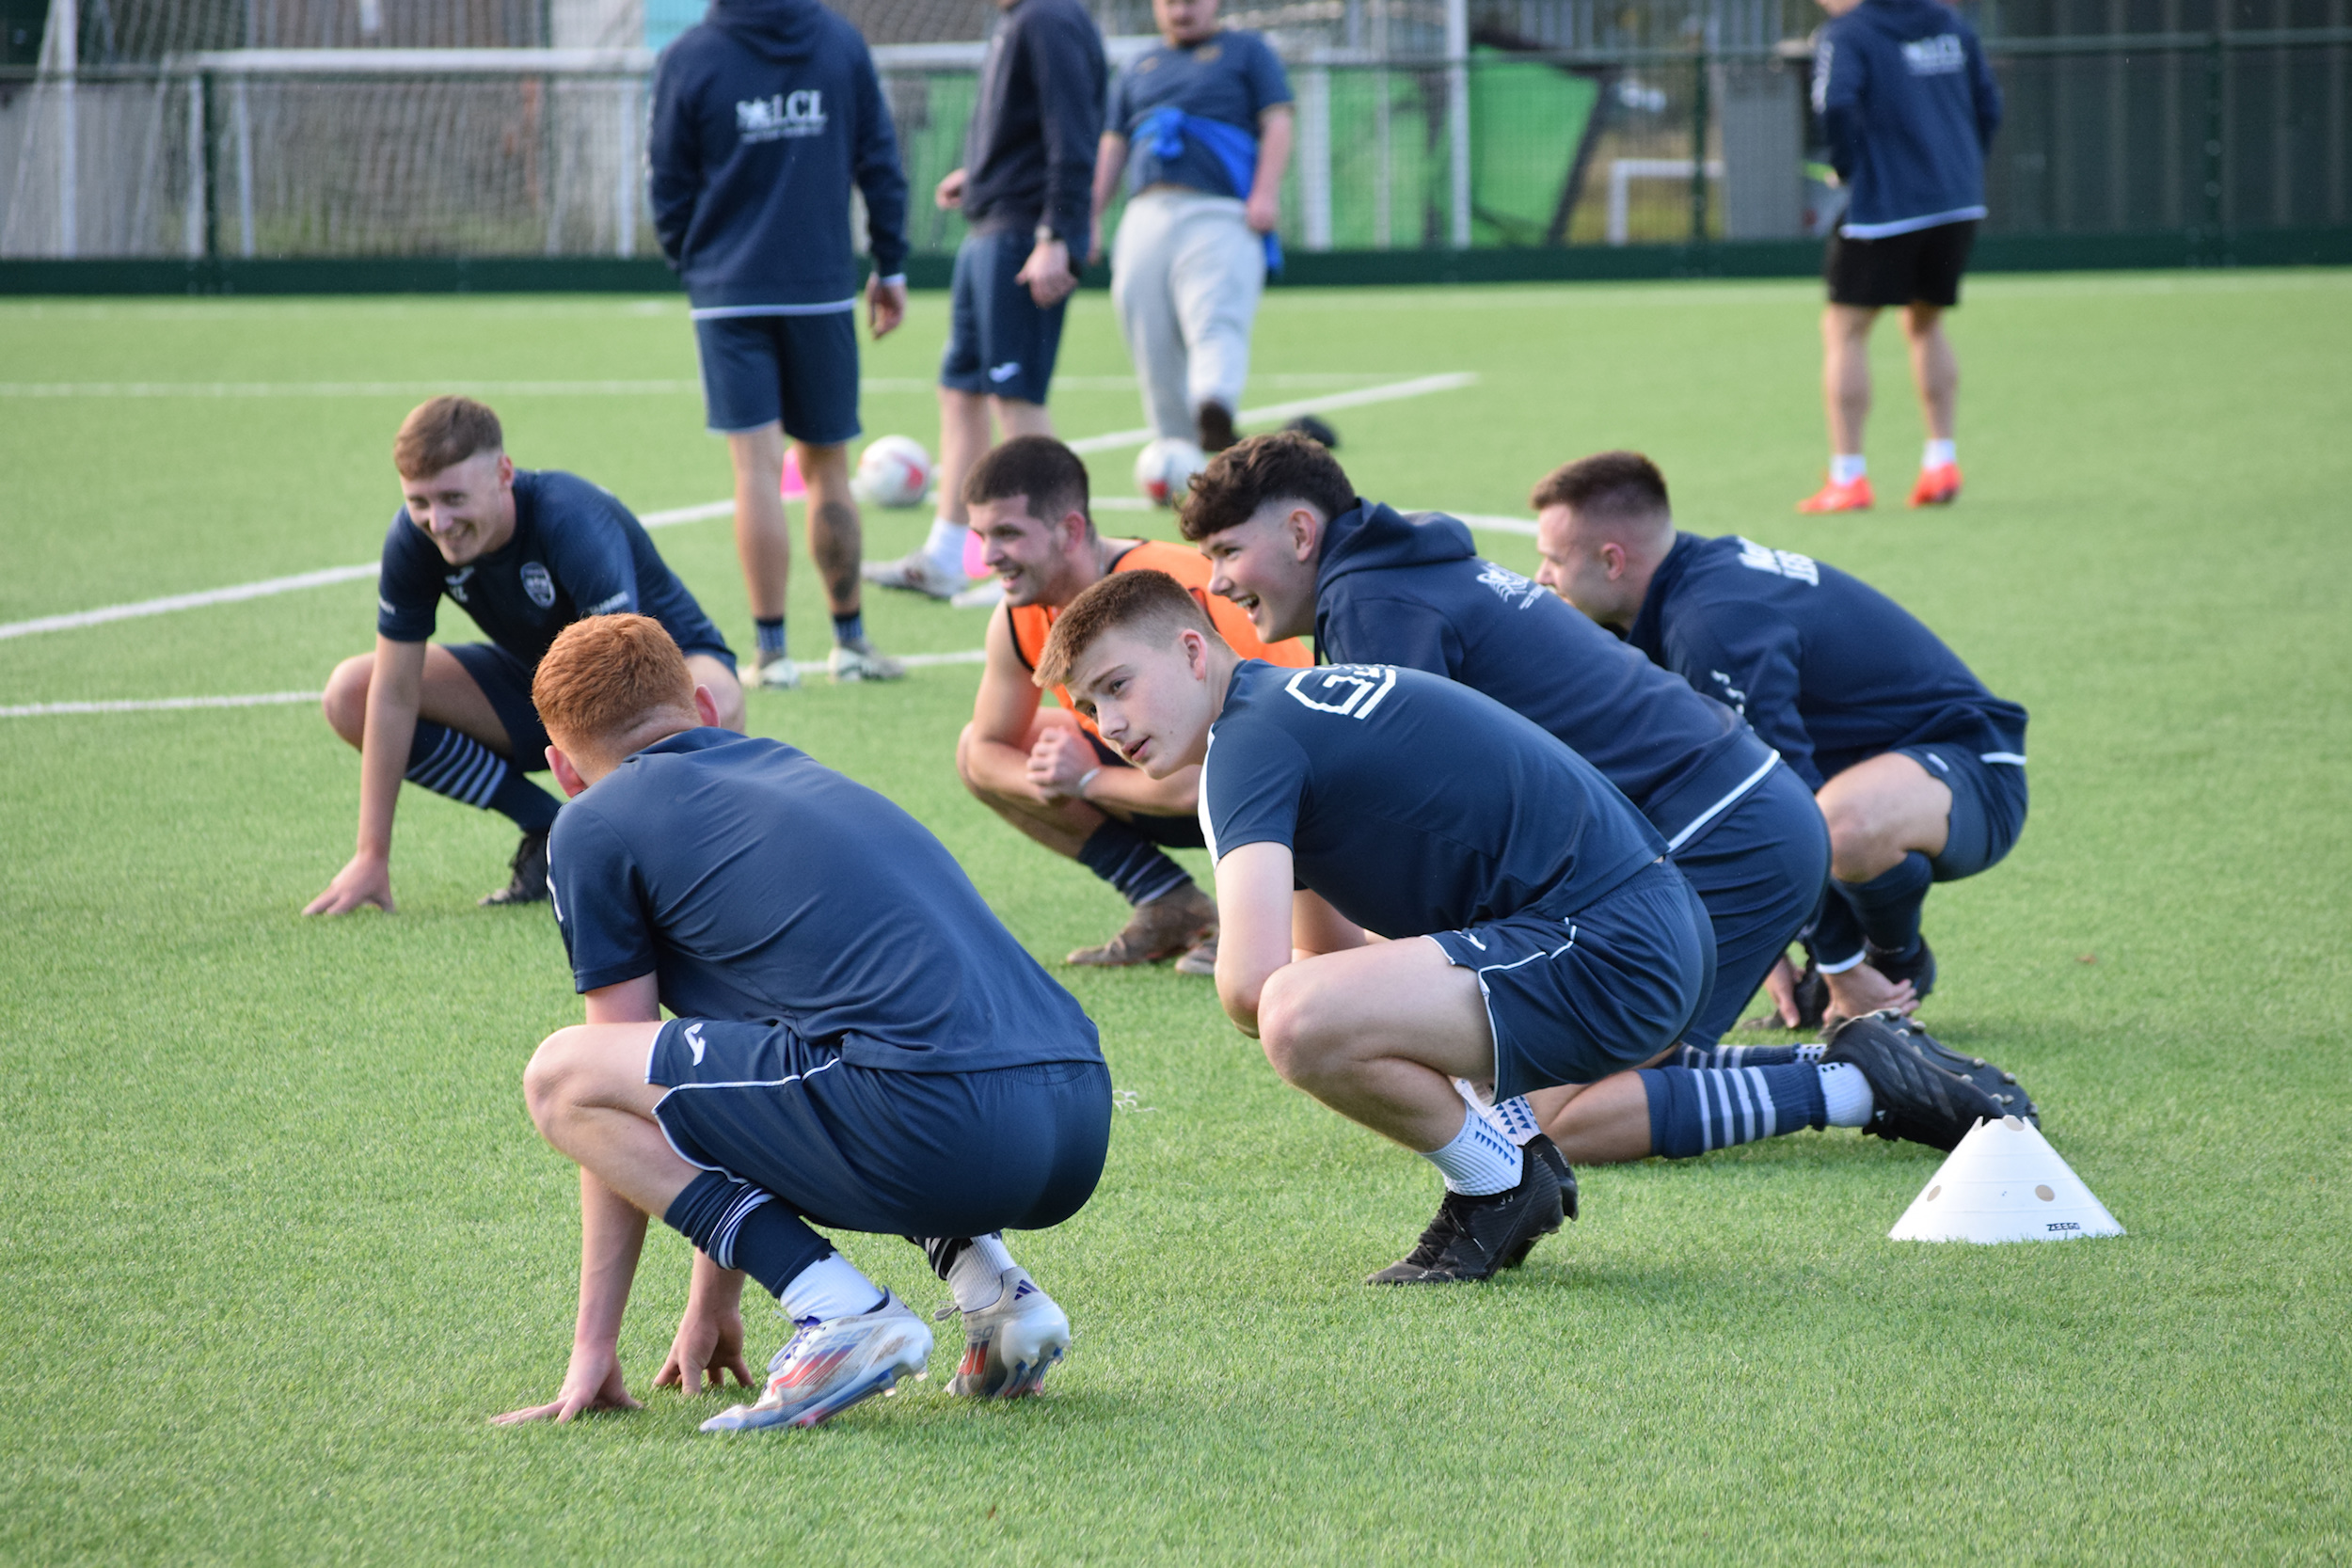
[
  {"xmin": 1923, "ymin": 438, "xmax": 1956, "ymax": 469},
  {"xmin": 922, "ymin": 517, "xmax": 969, "ymax": 572},
  {"xmin": 1454, "ymin": 1077, "xmax": 1545, "ymax": 1147},
  {"xmin": 1423, "ymin": 1103, "xmax": 1525, "ymax": 1196},
  {"xmin": 1819, "ymin": 1062, "xmax": 1875, "ymax": 1128},
  {"xmin": 1795, "ymin": 1041, "xmax": 1827, "ymax": 1063},
  {"xmin": 778, "ymin": 1250, "xmax": 886, "ymax": 1323},
  {"xmin": 946, "ymin": 1233, "xmax": 1017, "ymax": 1313},
  {"xmin": 1831, "ymin": 453, "xmax": 1868, "ymax": 485}
]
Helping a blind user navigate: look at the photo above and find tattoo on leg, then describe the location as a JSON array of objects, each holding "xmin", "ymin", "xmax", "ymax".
[{"xmin": 809, "ymin": 499, "xmax": 863, "ymax": 617}]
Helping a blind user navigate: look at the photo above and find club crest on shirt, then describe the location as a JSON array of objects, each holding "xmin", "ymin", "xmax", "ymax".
[
  {"xmin": 737, "ymin": 90, "xmax": 827, "ymax": 143},
  {"xmin": 1901, "ymin": 34, "xmax": 1966, "ymax": 74},
  {"xmin": 1475, "ymin": 561, "xmax": 1546, "ymax": 609},
  {"xmin": 521, "ymin": 562, "xmax": 557, "ymax": 608},
  {"xmin": 1284, "ymin": 664, "xmax": 1398, "ymax": 721}
]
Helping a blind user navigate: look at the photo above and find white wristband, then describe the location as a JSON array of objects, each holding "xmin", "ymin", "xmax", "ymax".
[{"xmin": 1075, "ymin": 768, "xmax": 1104, "ymax": 800}]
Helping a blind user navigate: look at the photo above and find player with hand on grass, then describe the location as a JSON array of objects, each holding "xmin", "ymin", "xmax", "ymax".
[
  {"xmin": 1532, "ymin": 451, "xmax": 2029, "ymax": 1032},
  {"xmin": 308, "ymin": 397, "xmax": 742, "ymax": 914},
  {"xmin": 1182, "ymin": 433, "xmax": 1855, "ymax": 1168},
  {"xmin": 957, "ymin": 436, "xmax": 1310, "ymax": 972},
  {"xmin": 650, "ymin": 0, "xmax": 912, "ymax": 686},
  {"xmin": 496, "ymin": 614, "xmax": 1107, "ymax": 1432}
]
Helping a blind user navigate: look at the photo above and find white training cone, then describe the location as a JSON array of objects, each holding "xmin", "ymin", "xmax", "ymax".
[{"xmin": 1888, "ymin": 1115, "xmax": 2123, "ymax": 1244}]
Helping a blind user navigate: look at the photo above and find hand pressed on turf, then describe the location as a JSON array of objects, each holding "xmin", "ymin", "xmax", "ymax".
[
  {"xmin": 654, "ymin": 1300, "xmax": 755, "ymax": 1396},
  {"xmin": 491, "ymin": 1344, "xmax": 641, "ymax": 1425},
  {"xmin": 303, "ymin": 851, "xmax": 394, "ymax": 916}
]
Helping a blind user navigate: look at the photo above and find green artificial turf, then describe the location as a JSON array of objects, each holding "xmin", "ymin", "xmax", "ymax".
[{"xmin": 1, "ymin": 272, "xmax": 2347, "ymax": 1564}]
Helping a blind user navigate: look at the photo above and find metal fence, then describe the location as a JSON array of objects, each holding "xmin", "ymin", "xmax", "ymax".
[{"xmin": 2, "ymin": 29, "xmax": 2345, "ymax": 258}]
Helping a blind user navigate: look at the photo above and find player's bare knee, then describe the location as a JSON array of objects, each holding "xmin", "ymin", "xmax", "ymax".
[
  {"xmin": 1254, "ymin": 971, "xmax": 1337, "ymax": 1087},
  {"xmin": 321, "ymin": 656, "xmax": 372, "ymax": 746},
  {"xmin": 522, "ymin": 1027, "xmax": 589, "ymax": 1134}
]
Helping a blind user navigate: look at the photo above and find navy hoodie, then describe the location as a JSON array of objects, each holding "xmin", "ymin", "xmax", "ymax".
[
  {"xmin": 1312, "ymin": 502, "xmax": 1783, "ymax": 849},
  {"xmin": 650, "ymin": 0, "xmax": 911, "ymax": 310},
  {"xmin": 1812, "ymin": 0, "xmax": 2001, "ymax": 237},
  {"xmin": 1629, "ymin": 532, "xmax": 2027, "ymax": 792},
  {"xmin": 961, "ymin": 0, "xmax": 1105, "ymax": 244}
]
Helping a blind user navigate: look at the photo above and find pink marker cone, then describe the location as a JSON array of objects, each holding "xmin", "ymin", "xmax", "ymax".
[{"xmin": 779, "ymin": 446, "xmax": 806, "ymax": 500}]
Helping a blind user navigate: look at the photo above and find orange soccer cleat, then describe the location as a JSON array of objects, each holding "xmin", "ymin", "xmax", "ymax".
[
  {"xmin": 1909, "ymin": 463, "xmax": 1963, "ymax": 507},
  {"xmin": 1796, "ymin": 474, "xmax": 1875, "ymax": 514}
]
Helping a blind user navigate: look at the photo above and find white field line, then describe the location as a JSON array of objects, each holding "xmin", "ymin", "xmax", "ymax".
[
  {"xmin": 0, "ymin": 375, "xmax": 1474, "ymax": 643},
  {"xmin": 0, "ymin": 647, "xmax": 992, "ymax": 719},
  {"xmin": 0, "ymin": 371, "xmax": 1402, "ymax": 399}
]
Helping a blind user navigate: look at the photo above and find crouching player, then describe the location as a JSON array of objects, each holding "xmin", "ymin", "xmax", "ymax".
[
  {"xmin": 496, "ymin": 616, "xmax": 1109, "ymax": 1432},
  {"xmin": 957, "ymin": 436, "xmax": 1310, "ymax": 972}
]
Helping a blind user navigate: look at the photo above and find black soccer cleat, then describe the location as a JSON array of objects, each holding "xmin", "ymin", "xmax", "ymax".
[
  {"xmin": 1281, "ymin": 414, "xmax": 1341, "ymax": 450},
  {"xmin": 1523, "ymin": 1133, "xmax": 1581, "ymax": 1227},
  {"xmin": 1789, "ymin": 957, "xmax": 1829, "ymax": 1032},
  {"xmin": 1865, "ymin": 937, "xmax": 1938, "ymax": 1005},
  {"xmin": 1822, "ymin": 1009, "xmax": 2011, "ymax": 1151},
  {"xmin": 480, "ymin": 827, "xmax": 550, "ymax": 907},
  {"xmin": 1367, "ymin": 1148, "xmax": 1563, "ymax": 1284},
  {"xmin": 1197, "ymin": 401, "xmax": 1237, "ymax": 452},
  {"xmin": 1890, "ymin": 1015, "xmax": 2038, "ymax": 1126}
]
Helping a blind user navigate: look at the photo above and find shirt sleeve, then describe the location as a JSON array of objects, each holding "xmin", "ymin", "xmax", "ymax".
[
  {"xmin": 850, "ymin": 36, "xmax": 912, "ymax": 278},
  {"xmin": 1322, "ymin": 592, "xmax": 1461, "ymax": 681},
  {"xmin": 374, "ymin": 511, "xmax": 442, "ymax": 642},
  {"xmin": 1201, "ymin": 715, "xmax": 1312, "ymax": 863},
  {"xmin": 1106, "ymin": 67, "xmax": 1132, "ymax": 136},
  {"xmin": 1030, "ymin": 7, "xmax": 1106, "ymax": 242},
  {"xmin": 1812, "ymin": 25, "xmax": 1865, "ymax": 183},
  {"xmin": 1966, "ymin": 29, "xmax": 2002, "ymax": 150},
  {"xmin": 545, "ymin": 484, "xmax": 644, "ymax": 619},
  {"xmin": 646, "ymin": 44, "xmax": 702, "ymax": 271},
  {"xmin": 1664, "ymin": 597, "xmax": 1820, "ymax": 789},
  {"xmin": 1244, "ymin": 35, "xmax": 1293, "ymax": 113},
  {"xmin": 549, "ymin": 805, "xmax": 660, "ymax": 994}
]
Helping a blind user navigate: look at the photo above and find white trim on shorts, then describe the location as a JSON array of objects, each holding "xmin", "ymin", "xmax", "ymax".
[{"xmin": 1664, "ymin": 750, "xmax": 1784, "ymax": 854}]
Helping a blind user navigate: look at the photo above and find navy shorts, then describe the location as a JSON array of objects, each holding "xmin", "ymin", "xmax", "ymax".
[
  {"xmin": 1669, "ymin": 760, "xmax": 1833, "ymax": 1047},
  {"xmin": 692, "ymin": 309, "xmax": 863, "ymax": 444},
  {"xmin": 446, "ymin": 642, "xmax": 551, "ymax": 770},
  {"xmin": 940, "ymin": 229, "xmax": 1066, "ymax": 405},
  {"xmin": 1893, "ymin": 742, "xmax": 2029, "ymax": 880},
  {"xmin": 1428, "ymin": 859, "xmax": 1717, "ymax": 1101},
  {"xmin": 1087, "ymin": 730, "xmax": 1207, "ymax": 848},
  {"xmin": 648, "ymin": 1018, "xmax": 1112, "ymax": 1240}
]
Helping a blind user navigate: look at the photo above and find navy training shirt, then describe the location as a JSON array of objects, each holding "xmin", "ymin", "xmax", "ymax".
[
  {"xmin": 960, "ymin": 0, "xmax": 1106, "ymax": 244},
  {"xmin": 375, "ymin": 469, "xmax": 729, "ymax": 667},
  {"xmin": 1629, "ymin": 532, "xmax": 2028, "ymax": 792},
  {"xmin": 1200, "ymin": 659, "xmax": 1663, "ymax": 939},
  {"xmin": 1313, "ymin": 502, "xmax": 1781, "ymax": 848},
  {"xmin": 550, "ymin": 729, "xmax": 1103, "ymax": 1073},
  {"xmin": 1812, "ymin": 0, "xmax": 2001, "ymax": 236},
  {"xmin": 1108, "ymin": 30, "xmax": 1291, "ymax": 198}
]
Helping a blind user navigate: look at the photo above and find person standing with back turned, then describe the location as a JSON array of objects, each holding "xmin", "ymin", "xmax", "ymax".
[
  {"xmin": 1796, "ymin": 0, "xmax": 2000, "ymax": 515},
  {"xmin": 864, "ymin": 0, "xmax": 1107, "ymax": 601},
  {"xmin": 651, "ymin": 0, "xmax": 913, "ymax": 686}
]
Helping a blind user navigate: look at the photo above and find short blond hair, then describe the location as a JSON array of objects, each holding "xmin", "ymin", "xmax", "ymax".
[
  {"xmin": 1034, "ymin": 569, "xmax": 1217, "ymax": 691},
  {"xmin": 394, "ymin": 396, "xmax": 503, "ymax": 480},
  {"xmin": 532, "ymin": 614, "xmax": 695, "ymax": 754}
]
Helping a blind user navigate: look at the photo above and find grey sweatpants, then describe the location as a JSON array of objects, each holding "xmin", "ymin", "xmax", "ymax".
[{"xmin": 1110, "ymin": 188, "xmax": 1267, "ymax": 442}]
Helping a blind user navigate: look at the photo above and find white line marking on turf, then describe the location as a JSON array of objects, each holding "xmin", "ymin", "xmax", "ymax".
[
  {"xmin": 1451, "ymin": 512, "xmax": 1540, "ymax": 536},
  {"xmin": 0, "ymin": 377, "xmax": 1472, "ymax": 642},
  {"xmin": 0, "ymin": 649, "xmax": 993, "ymax": 717},
  {"xmin": 0, "ymin": 372, "xmax": 1406, "ymax": 399}
]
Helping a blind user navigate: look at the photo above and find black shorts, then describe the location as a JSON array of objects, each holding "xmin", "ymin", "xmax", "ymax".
[
  {"xmin": 1825, "ymin": 219, "xmax": 1978, "ymax": 309},
  {"xmin": 939, "ymin": 228, "xmax": 1067, "ymax": 406},
  {"xmin": 649, "ymin": 1018, "xmax": 1112, "ymax": 1239},
  {"xmin": 692, "ymin": 309, "xmax": 862, "ymax": 444},
  {"xmin": 446, "ymin": 639, "xmax": 736, "ymax": 772},
  {"xmin": 1085, "ymin": 730, "xmax": 1208, "ymax": 848}
]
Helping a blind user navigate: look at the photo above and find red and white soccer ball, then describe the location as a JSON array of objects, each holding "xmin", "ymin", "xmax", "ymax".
[
  {"xmin": 854, "ymin": 436, "xmax": 934, "ymax": 509},
  {"xmin": 1134, "ymin": 437, "xmax": 1207, "ymax": 509}
]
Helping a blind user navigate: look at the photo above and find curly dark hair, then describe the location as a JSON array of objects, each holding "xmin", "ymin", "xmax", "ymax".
[{"xmin": 1177, "ymin": 432, "xmax": 1358, "ymax": 542}]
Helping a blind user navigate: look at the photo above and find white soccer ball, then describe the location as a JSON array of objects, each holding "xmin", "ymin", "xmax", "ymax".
[
  {"xmin": 1134, "ymin": 437, "xmax": 1207, "ymax": 509},
  {"xmin": 854, "ymin": 436, "xmax": 934, "ymax": 508}
]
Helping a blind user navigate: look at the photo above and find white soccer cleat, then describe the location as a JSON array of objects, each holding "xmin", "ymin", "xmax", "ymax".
[
  {"xmin": 700, "ymin": 1292, "xmax": 933, "ymax": 1433},
  {"xmin": 943, "ymin": 1268, "xmax": 1071, "ymax": 1400},
  {"xmin": 752, "ymin": 649, "xmax": 802, "ymax": 690},
  {"xmin": 828, "ymin": 636, "xmax": 906, "ymax": 683},
  {"xmin": 860, "ymin": 550, "xmax": 972, "ymax": 601},
  {"xmin": 948, "ymin": 578, "xmax": 1006, "ymax": 610}
]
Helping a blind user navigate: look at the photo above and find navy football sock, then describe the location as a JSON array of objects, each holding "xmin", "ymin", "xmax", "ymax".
[
  {"xmin": 405, "ymin": 721, "xmax": 559, "ymax": 832},
  {"xmin": 1837, "ymin": 852, "xmax": 1932, "ymax": 960},
  {"xmin": 1809, "ymin": 890, "xmax": 1867, "ymax": 973},
  {"xmin": 1639, "ymin": 1064, "xmax": 1827, "ymax": 1159},
  {"xmin": 1674, "ymin": 1041, "xmax": 1802, "ymax": 1069},
  {"xmin": 831, "ymin": 610, "xmax": 864, "ymax": 646},
  {"xmin": 663, "ymin": 1171, "xmax": 831, "ymax": 1298},
  {"xmin": 754, "ymin": 617, "xmax": 786, "ymax": 657},
  {"xmin": 1075, "ymin": 820, "xmax": 1191, "ymax": 907}
]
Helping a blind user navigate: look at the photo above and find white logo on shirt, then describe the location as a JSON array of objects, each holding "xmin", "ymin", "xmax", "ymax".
[
  {"xmin": 1475, "ymin": 561, "xmax": 1546, "ymax": 609},
  {"xmin": 1284, "ymin": 664, "xmax": 1399, "ymax": 720},
  {"xmin": 521, "ymin": 562, "xmax": 557, "ymax": 609},
  {"xmin": 737, "ymin": 90, "xmax": 827, "ymax": 143},
  {"xmin": 1901, "ymin": 34, "xmax": 1967, "ymax": 74},
  {"xmin": 1734, "ymin": 537, "xmax": 1820, "ymax": 585},
  {"xmin": 684, "ymin": 1022, "xmax": 707, "ymax": 1065},
  {"xmin": 444, "ymin": 565, "xmax": 475, "ymax": 605},
  {"xmin": 585, "ymin": 591, "xmax": 630, "ymax": 615},
  {"xmin": 1708, "ymin": 669, "xmax": 1749, "ymax": 716}
]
